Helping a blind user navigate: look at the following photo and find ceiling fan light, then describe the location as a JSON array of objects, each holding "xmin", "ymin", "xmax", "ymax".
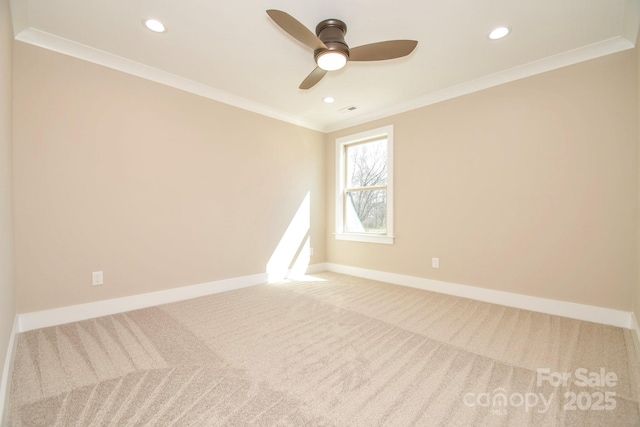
[{"xmin": 317, "ymin": 51, "xmax": 347, "ymax": 71}]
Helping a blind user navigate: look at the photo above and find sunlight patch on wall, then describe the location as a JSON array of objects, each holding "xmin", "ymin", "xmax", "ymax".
[
  {"xmin": 266, "ymin": 192, "xmax": 311, "ymax": 283},
  {"xmin": 288, "ymin": 236, "xmax": 311, "ymax": 279}
]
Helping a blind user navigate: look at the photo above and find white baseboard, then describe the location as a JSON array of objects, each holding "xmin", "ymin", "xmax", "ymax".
[
  {"xmin": 17, "ymin": 262, "xmax": 328, "ymax": 333},
  {"xmin": 0, "ymin": 315, "xmax": 19, "ymax": 426},
  {"xmin": 632, "ymin": 312, "xmax": 640, "ymax": 342},
  {"xmin": 15, "ymin": 262, "xmax": 634, "ymax": 333},
  {"xmin": 299, "ymin": 262, "xmax": 328, "ymax": 275},
  {"xmin": 324, "ymin": 263, "xmax": 632, "ymax": 329},
  {"xmin": 18, "ymin": 272, "xmax": 269, "ymax": 332}
]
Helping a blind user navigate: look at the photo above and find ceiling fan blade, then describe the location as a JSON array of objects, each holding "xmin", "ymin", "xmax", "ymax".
[
  {"xmin": 266, "ymin": 10, "xmax": 327, "ymax": 51},
  {"xmin": 299, "ymin": 67, "xmax": 327, "ymax": 90},
  {"xmin": 349, "ymin": 40, "xmax": 418, "ymax": 61}
]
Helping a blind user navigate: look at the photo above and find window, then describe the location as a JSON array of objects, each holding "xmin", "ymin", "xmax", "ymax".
[{"xmin": 335, "ymin": 125, "xmax": 394, "ymax": 244}]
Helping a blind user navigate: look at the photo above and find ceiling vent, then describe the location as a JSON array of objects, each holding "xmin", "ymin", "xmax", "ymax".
[{"xmin": 339, "ymin": 105, "xmax": 359, "ymax": 114}]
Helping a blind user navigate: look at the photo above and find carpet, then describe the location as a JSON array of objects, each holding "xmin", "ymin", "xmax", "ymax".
[{"xmin": 8, "ymin": 272, "xmax": 640, "ymax": 426}]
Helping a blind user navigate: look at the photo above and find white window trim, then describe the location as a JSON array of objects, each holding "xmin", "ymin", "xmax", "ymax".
[{"xmin": 335, "ymin": 125, "xmax": 394, "ymax": 244}]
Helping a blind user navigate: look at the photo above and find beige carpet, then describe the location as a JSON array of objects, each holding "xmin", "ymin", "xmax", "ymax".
[{"xmin": 8, "ymin": 272, "xmax": 640, "ymax": 426}]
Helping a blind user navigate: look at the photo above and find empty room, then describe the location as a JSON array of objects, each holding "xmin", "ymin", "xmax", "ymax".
[{"xmin": 2, "ymin": 0, "xmax": 640, "ymax": 425}]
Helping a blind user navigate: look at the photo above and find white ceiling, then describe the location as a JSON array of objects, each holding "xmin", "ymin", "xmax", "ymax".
[{"xmin": 9, "ymin": 0, "xmax": 640, "ymax": 132}]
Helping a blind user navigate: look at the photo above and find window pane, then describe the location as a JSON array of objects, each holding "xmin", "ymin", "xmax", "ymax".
[
  {"xmin": 345, "ymin": 189, "xmax": 387, "ymax": 233},
  {"xmin": 346, "ymin": 139, "xmax": 387, "ymax": 188}
]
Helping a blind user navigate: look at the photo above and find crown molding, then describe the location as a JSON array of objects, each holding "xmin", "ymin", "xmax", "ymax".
[
  {"xmin": 323, "ymin": 36, "xmax": 635, "ymax": 133},
  {"xmin": 11, "ymin": 23, "xmax": 637, "ymax": 134},
  {"xmin": 13, "ymin": 28, "xmax": 324, "ymax": 132}
]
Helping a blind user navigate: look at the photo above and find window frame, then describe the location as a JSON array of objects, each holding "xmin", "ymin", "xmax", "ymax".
[{"xmin": 335, "ymin": 125, "xmax": 394, "ymax": 244}]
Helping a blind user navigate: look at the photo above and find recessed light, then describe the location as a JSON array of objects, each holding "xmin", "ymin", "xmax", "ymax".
[
  {"xmin": 489, "ymin": 26, "xmax": 510, "ymax": 40},
  {"xmin": 324, "ymin": 97, "xmax": 335, "ymax": 104},
  {"xmin": 144, "ymin": 19, "xmax": 166, "ymax": 33}
]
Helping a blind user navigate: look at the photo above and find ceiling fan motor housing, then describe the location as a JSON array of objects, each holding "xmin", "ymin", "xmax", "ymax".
[{"xmin": 314, "ymin": 19, "xmax": 349, "ymax": 61}]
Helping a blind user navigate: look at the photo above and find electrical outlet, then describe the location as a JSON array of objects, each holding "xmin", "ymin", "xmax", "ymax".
[
  {"xmin": 92, "ymin": 271, "xmax": 104, "ymax": 286},
  {"xmin": 309, "ymin": 247, "xmax": 314, "ymax": 256},
  {"xmin": 432, "ymin": 258, "xmax": 440, "ymax": 269}
]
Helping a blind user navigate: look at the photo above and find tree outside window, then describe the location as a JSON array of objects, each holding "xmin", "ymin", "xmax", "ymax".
[
  {"xmin": 345, "ymin": 138, "xmax": 388, "ymax": 233},
  {"xmin": 336, "ymin": 125, "xmax": 394, "ymax": 244}
]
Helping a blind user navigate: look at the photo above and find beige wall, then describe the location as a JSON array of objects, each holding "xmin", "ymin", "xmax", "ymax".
[
  {"xmin": 10, "ymin": 34, "xmax": 640, "ymax": 314},
  {"xmin": 327, "ymin": 49, "xmax": 638, "ymax": 311},
  {"xmin": 13, "ymin": 42, "xmax": 325, "ymax": 313},
  {"xmin": 636, "ymin": 35, "xmax": 640, "ymax": 323},
  {"xmin": 0, "ymin": 0, "xmax": 15, "ymax": 387}
]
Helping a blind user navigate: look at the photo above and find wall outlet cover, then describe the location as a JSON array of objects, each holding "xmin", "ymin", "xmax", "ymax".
[{"xmin": 92, "ymin": 271, "xmax": 104, "ymax": 286}]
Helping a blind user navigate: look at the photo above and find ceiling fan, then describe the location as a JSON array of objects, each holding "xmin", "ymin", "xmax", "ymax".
[{"xmin": 266, "ymin": 10, "xmax": 418, "ymax": 90}]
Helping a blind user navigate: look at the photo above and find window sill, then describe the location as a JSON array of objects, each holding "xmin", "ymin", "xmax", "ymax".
[{"xmin": 335, "ymin": 233, "xmax": 395, "ymax": 245}]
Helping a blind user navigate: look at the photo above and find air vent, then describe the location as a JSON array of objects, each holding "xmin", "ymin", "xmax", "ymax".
[{"xmin": 339, "ymin": 105, "xmax": 359, "ymax": 114}]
